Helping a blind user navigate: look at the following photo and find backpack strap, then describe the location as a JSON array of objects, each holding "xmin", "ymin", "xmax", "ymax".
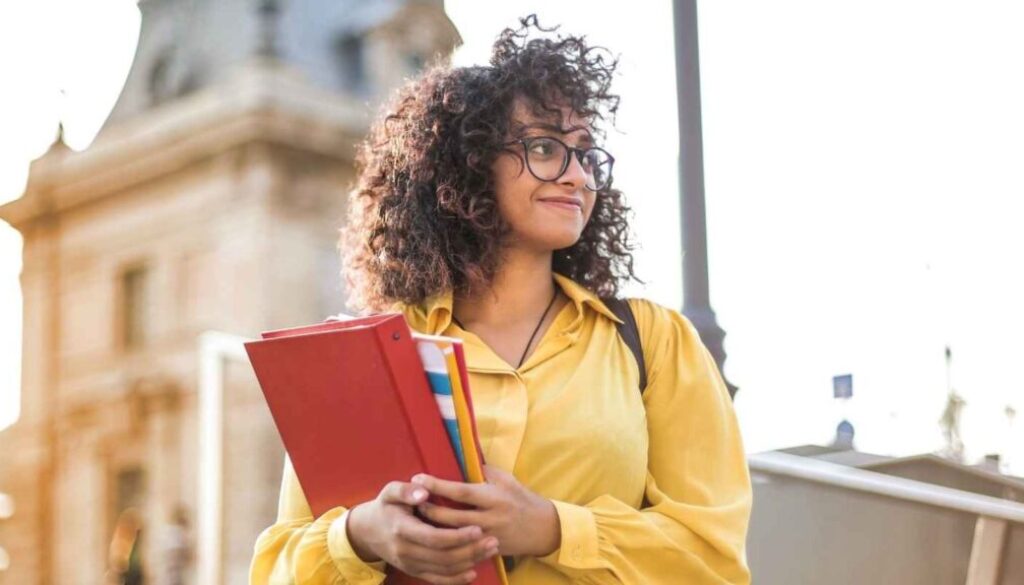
[{"xmin": 601, "ymin": 297, "xmax": 648, "ymax": 395}]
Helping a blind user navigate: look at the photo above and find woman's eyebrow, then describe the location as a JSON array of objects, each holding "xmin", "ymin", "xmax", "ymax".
[
  {"xmin": 575, "ymin": 133, "xmax": 595, "ymax": 146},
  {"xmin": 520, "ymin": 123, "xmax": 595, "ymax": 144}
]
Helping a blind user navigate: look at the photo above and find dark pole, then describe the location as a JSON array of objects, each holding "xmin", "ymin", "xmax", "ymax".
[{"xmin": 673, "ymin": 0, "xmax": 738, "ymax": 397}]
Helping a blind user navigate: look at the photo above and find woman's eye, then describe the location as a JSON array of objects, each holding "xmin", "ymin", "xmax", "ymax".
[{"xmin": 529, "ymin": 140, "xmax": 557, "ymax": 157}]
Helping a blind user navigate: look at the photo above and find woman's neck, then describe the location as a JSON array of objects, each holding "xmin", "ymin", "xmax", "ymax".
[{"xmin": 452, "ymin": 247, "xmax": 559, "ymax": 331}]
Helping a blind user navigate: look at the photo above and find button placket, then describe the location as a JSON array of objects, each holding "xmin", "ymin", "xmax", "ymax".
[{"xmin": 485, "ymin": 374, "xmax": 530, "ymax": 472}]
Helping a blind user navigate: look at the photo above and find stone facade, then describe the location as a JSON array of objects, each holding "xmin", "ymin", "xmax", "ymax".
[{"xmin": 0, "ymin": 2, "xmax": 460, "ymax": 583}]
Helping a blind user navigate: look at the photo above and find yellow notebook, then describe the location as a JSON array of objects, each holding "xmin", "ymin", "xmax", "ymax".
[{"xmin": 444, "ymin": 343, "xmax": 486, "ymax": 484}]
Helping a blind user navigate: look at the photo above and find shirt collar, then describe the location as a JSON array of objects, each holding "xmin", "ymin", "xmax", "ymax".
[
  {"xmin": 552, "ymin": 273, "xmax": 624, "ymax": 326},
  {"xmin": 398, "ymin": 272, "xmax": 623, "ymax": 335}
]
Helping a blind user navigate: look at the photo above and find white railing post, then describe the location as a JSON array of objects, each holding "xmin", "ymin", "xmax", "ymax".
[
  {"xmin": 196, "ymin": 331, "xmax": 251, "ymax": 585},
  {"xmin": 965, "ymin": 516, "xmax": 1008, "ymax": 585}
]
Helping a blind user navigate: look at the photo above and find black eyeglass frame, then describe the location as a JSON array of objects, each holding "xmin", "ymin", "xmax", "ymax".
[{"xmin": 504, "ymin": 136, "xmax": 616, "ymax": 191}]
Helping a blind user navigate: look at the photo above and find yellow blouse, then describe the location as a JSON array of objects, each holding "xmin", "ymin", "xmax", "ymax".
[{"xmin": 250, "ymin": 274, "xmax": 752, "ymax": 584}]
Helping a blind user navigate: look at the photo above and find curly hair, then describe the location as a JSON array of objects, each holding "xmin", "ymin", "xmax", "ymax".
[{"xmin": 340, "ymin": 15, "xmax": 640, "ymax": 313}]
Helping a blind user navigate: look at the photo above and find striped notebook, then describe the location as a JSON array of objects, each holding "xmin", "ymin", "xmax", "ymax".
[{"xmin": 414, "ymin": 339, "xmax": 468, "ymax": 478}]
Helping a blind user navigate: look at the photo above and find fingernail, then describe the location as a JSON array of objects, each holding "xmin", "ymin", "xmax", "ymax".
[
  {"xmin": 412, "ymin": 489, "xmax": 427, "ymax": 502},
  {"xmin": 485, "ymin": 537, "xmax": 499, "ymax": 549},
  {"xmin": 411, "ymin": 474, "xmax": 426, "ymax": 485}
]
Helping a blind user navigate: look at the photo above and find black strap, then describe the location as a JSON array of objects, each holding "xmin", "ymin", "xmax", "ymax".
[{"xmin": 601, "ymin": 297, "xmax": 647, "ymax": 394}]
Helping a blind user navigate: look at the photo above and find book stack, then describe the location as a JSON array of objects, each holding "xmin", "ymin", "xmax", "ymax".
[{"xmin": 245, "ymin": 313, "xmax": 508, "ymax": 585}]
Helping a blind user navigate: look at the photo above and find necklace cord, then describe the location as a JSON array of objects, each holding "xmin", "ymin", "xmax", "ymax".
[{"xmin": 450, "ymin": 282, "xmax": 560, "ymax": 369}]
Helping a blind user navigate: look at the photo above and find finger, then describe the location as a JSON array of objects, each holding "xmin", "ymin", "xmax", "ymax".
[
  {"xmin": 400, "ymin": 549, "xmax": 477, "ymax": 578},
  {"xmin": 380, "ymin": 481, "xmax": 429, "ymax": 506},
  {"xmin": 482, "ymin": 464, "xmax": 508, "ymax": 483},
  {"xmin": 411, "ymin": 474, "xmax": 494, "ymax": 507},
  {"xmin": 398, "ymin": 516, "xmax": 484, "ymax": 550},
  {"xmin": 413, "ymin": 538, "xmax": 500, "ymax": 574},
  {"xmin": 418, "ymin": 569, "xmax": 478, "ymax": 585},
  {"xmin": 418, "ymin": 501, "xmax": 485, "ymax": 529},
  {"xmin": 396, "ymin": 534, "xmax": 498, "ymax": 574}
]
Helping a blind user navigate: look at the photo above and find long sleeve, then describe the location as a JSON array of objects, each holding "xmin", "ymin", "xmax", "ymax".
[
  {"xmin": 535, "ymin": 299, "xmax": 753, "ymax": 584},
  {"xmin": 249, "ymin": 457, "xmax": 388, "ymax": 585}
]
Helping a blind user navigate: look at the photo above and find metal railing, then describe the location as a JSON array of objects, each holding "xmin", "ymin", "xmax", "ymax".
[{"xmin": 749, "ymin": 450, "xmax": 1024, "ymax": 585}]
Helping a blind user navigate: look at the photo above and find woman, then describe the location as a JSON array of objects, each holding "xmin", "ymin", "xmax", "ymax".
[{"xmin": 250, "ymin": 16, "xmax": 752, "ymax": 585}]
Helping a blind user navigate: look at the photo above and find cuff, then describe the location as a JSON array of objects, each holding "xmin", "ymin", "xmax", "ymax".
[
  {"xmin": 537, "ymin": 499, "xmax": 604, "ymax": 570},
  {"xmin": 326, "ymin": 510, "xmax": 388, "ymax": 584}
]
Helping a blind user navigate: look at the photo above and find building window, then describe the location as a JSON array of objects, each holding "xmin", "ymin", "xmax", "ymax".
[
  {"xmin": 115, "ymin": 467, "xmax": 146, "ymax": 513},
  {"xmin": 120, "ymin": 265, "xmax": 151, "ymax": 349},
  {"xmin": 405, "ymin": 52, "xmax": 425, "ymax": 74},
  {"xmin": 108, "ymin": 466, "xmax": 146, "ymax": 582},
  {"xmin": 335, "ymin": 34, "xmax": 367, "ymax": 92},
  {"xmin": 148, "ymin": 50, "xmax": 173, "ymax": 107}
]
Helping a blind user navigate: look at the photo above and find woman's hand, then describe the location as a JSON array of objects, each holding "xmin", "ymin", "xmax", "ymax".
[
  {"xmin": 412, "ymin": 465, "xmax": 561, "ymax": 558},
  {"xmin": 346, "ymin": 480, "xmax": 500, "ymax": 585}
]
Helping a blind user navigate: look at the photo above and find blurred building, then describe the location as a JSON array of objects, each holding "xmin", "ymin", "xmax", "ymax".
[
  {"xmin": 748, "ymin": 445, "xmax": 1024, "ymax": 585},
  {"xmin": 0, "ymin": 1, "xmax": 459, "ymax": 583},
  {"xmin": 0, "ymin": 491, "xmax": 11, "ymax": 575}
]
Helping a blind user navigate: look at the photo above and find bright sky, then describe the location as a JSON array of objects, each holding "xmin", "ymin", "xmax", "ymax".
[{"xmin": 1, "ymin": 1, "xmax": 1022, "ymax": 474}]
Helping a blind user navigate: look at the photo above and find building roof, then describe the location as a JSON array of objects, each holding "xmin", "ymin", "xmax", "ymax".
[{"xmin": 105, "ymin": 0, "xmax": 454, "ymax": 128}]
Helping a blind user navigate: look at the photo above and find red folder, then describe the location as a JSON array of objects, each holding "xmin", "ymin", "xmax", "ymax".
[{"xmin": 244, "ymin": 314, "xmax": 502, "ymax": 584}]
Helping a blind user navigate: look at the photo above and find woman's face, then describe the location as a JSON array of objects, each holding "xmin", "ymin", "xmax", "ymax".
[{"xmin": 491, "ymin": 101, "xmax": 598, "ymax": 254}]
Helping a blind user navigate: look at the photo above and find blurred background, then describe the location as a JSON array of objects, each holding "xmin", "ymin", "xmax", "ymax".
[{"xmin": 0, "ymin": 0, "xmax": 1022, "ymax": 583}]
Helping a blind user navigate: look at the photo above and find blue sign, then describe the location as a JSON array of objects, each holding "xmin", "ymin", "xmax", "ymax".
[{"xmin": 833, "ymin": 374, "xmax": 853, "ymax": 399}]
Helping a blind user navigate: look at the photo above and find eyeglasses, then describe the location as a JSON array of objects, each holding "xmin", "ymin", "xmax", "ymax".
[{"xmin": 505, "ymin": 136, "xmax": 615, "ymax": 191}]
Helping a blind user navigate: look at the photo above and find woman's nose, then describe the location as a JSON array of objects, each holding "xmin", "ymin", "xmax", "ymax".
[{"xmin": 558, "ymin": 151, "xmax": 588, "ymax": 189}]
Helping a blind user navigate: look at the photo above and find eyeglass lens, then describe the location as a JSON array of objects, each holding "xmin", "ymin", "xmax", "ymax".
[{"xmin": 524, "ymin": 137, "xmax": 612, "ymax": 190}]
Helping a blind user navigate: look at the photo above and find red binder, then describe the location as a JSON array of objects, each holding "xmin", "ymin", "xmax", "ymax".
[{"xmin": 244, "ymin": 314, "xmax": 502, "ymax": 584}]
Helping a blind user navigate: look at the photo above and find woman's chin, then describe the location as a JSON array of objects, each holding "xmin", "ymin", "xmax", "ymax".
[
  {"xmin": 508, "ymin": 226, "xmax": 585, "ymax": 253},
  {"xmin": 542, "ymin": 233, "xmax": 584, "ymax": 252}
]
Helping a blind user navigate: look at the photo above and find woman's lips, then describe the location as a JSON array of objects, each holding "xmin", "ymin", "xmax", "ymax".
[{"xmin": 539, "ymin": 198, "xmax": 582, "ymax": 212}]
